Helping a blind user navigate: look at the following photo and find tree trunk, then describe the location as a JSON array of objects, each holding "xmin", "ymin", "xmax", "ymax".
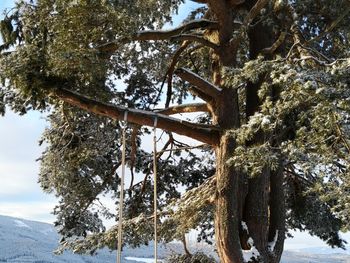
[
  {"xmin": 214, "ymin": 103, "xmax": 285, "ymax": 263},
  {"xmin": 215, "ymin": 134, "xmax": 247, "ymax": 263},
  {"xmin": 213, "ymin": 1, "xmax": 286, "ymax": 261},
  {"xmin": 214, "ymin": 87, "xmax": 247, "ymax": 263},
  {"xmin": 268, "ymin": 162, "xmax": 286, "ymax": 262}
]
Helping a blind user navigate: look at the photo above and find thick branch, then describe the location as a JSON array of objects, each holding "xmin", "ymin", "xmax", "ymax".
[
  {"xmin": 155, "ymin": 103, "xmax": 209, "ymax": 115},
  {"xmin": 98, "ymin": 19, "xmax": 218, "ymax": 53},
  {"xmin": 208, "ymin": 0, "xmax": 234, "ymax": 44},
  {"xmin": 175, "ymin": 68, "xmax": 222, "ymax": 101},
  {"xmin": 50, "ymin": 87, "xmax": 219, "ymax": 146}
]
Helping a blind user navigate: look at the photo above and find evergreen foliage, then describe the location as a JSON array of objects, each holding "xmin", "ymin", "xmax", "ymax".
[{"xmin": 166, "ymin": 252, "xmax": 217, "ymax": 263}]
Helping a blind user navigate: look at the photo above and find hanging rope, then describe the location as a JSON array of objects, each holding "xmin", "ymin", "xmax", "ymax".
[
  {"xmin": 117, "ymin": 110, "xmax": 128, "ymax": 263},
  {"xmin": 153, "ymin": 116, "xmax": 158, "ymax": 263}
]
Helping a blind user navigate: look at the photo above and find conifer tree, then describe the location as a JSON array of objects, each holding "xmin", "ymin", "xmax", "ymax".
[{"xmin": 1, "ymin": 0, "xmax": 350, "ymax": 262}]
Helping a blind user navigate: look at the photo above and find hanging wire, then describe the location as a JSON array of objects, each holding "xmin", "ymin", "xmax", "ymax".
[
  {"xmin": 117, "ymin": 110, "xmax": 128, "ymax": 263},
  {"xmin": 153, "ymin": 116, "xmax": 158, "ymax": 263}
]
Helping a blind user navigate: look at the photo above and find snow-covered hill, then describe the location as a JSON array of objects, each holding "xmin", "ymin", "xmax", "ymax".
[
  {"xmin": 0, "ymin": 214, "xmax": 133, "ymax": 262},
  {"xmin": 0, "ymin": 214, "xmax": 349, "ymax": 262}
]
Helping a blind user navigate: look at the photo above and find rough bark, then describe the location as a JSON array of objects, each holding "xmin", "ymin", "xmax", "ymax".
[
  {"xmin": 268, "ymin": 163, "xmax": 285, "ymax": 262},
  {"xmin": 215, "ymin": 134, "xmax": 246, "ymax": 263},
  {"xmin": 239, "ymin": 2, "xmax": 285, "ymax": 261},
  {"xmin": 243, "ymin": 168, "xmax": 270, "ymax": 261},
  {"xmin": 214, "ymin": 88, "xmax": 247, "ymax": 263},
  {"xmin": 210, "ymin": 1, "xmax": 286, "ymax": 261}
]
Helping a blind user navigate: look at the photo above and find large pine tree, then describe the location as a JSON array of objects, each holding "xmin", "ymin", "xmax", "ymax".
[{"xmin": 1, "ymin": 0, "xmax": 350, "ymax": 262}]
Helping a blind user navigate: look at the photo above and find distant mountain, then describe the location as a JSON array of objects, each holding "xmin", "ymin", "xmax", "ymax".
[
  {"xmin": 0, "ymin": 214, "xmax": 349, "ymax": 263},
  {"xmin": 0, "ymin": 214, "xmax": 138, "ymax": 262}
]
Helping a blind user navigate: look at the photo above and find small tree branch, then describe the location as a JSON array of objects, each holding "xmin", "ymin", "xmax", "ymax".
[
  {"xmin": 155, "ymin": 103, "xmax": 209, "ymax": 115},
  {"xmin": 135, "ymin": 20, "xmax": 218, "ymax": 40},
  {"xmin": 49, "ymin": 87, "xmax": 219, "ymax": 146},
  {"xmin": 171, "ymin": 34, "xmax": 219, "ymax": 50},
  {"xmin": 175, "ymin": 68, "xmax": 222, "ymax": 101},
  {"xmin": 165, "ymin": 41, "xmax": 191, "ymax": 108},
  {"xmin": 262, "ymin": 31, "xmax": 287, "ymax": 54},
  {"xmin": 98, "ymin": 19, "xmax": 218, "ymax": 53},
  {"xmin": 244, "ymin": 0, "xmax": 269, "ymax": 26}
]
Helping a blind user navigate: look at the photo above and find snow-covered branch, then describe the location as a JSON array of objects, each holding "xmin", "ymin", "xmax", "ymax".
[
  {"xmin": 98, "ymin": 19, "xmax": 218, "ymax": 53},
  {"xmin": 49, "ymin": 85, "xmax": 220, "ymax": 146},
  {"xmin": 175, "ymin": 68, "xmax": 222, "ymax": 102},
  {"xmin": 155, "ymin": 103, "xmax": 209, "ymax": 115}
]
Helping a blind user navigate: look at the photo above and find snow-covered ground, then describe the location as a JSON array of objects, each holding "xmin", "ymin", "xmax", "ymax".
[{"xmin": 0, "ymin": 214, "xmax": 349, "ymax": 263}]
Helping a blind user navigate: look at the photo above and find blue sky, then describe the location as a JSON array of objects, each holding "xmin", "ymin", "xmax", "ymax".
[{"xmin": 0, "ymin": 0, "xmax": 349, "ymax": 252}]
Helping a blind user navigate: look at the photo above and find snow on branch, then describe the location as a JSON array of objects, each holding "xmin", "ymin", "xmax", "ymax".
[
  {"xmin": 171, "ymin": 34, "xmax": 219, "ymax": 50},
  {"xmin": 49, "ymin": 85, "xmax": 220, "ymax": 145},
  {"xmin": 98, "ymin": 19, "xmax": 218, "ymax": 53},
  {"xmin": 175, "ymin": 68, "xmax": 222, "ymax": 101},
  {"xmin": 155, "ymin": 103, "xmax": 209, "ymax": 115},
  {"xmin": 56, "ymin": 177, "xmax": 217, "ymax": 254}
]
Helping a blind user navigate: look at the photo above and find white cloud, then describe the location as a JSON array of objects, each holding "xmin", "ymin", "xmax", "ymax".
[
  {"xmin": 0, "ymin": 109, "xmax": 54, "ymax": 223},
  {"xmin": 0, "ymin": 201, "xmax": 56, "ymax": 224},
  {"xmin": 0, "ymin": 161, "xmax": 41, "ymax": 195}
]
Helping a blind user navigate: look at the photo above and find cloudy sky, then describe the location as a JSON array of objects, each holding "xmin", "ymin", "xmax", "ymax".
[
  {"xmin": 0, "ymin": 0, "xmax": 349, "ymax": 252},
  {"xmin": 0, "ymin": 1, "xmax": 58, "ymax": 223}
]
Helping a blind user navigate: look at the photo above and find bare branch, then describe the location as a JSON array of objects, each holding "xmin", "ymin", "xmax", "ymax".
[
  {"xmin": 262, "ymin": 31, "xmax": 287, "ymax": 54},
  {"xmin": 171, "ymin": 34, "xmax": 219, "ymax": 50},
  {"xmin": 98, "ymin": 19, "xmax": 218, "ymax": 53},
  {"xmin": 157, "ymin": 143, "xmax": 208, "ymax": 153},
  {"xmin": 175, "ymin": 68, "xmax": 222, "ymax": 101},
  {"xmin": 165, "ymin": 41, "xmax": 190, "ymax": 108},
  {"xmin": 49, "ymin": 86, "xmax": 220, "ymax": 146},
  {"xmin": 155, "ymin": 103, "xmax": 209, "ymax": 115}
]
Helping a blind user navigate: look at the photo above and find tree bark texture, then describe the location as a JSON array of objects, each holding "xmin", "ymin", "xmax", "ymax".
[{"xmin": 212, "ymin": 1, "xmax": 286, "ymax": 262}]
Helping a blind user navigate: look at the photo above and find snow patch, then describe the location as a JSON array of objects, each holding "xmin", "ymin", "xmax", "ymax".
[
  {"xmin": 125, "ymin": 257, "xmax": 162, "ymax": 263},
  {"xmin": 268, "ymin": 230, "xmax": 279, "ymax": 252},
  {"xmin": 241, "ymin": 221, "xmax": 248, "ymax": 232},
  {"xmin": 40, "ymin": 227, "xmax": 55, "ymax": 235},
  {"xmin": 242, "ymin": 237, "xmax": 260, "ymax": 262},
  {"xmin": 261, "ymin": 115, "xmax": 271, "ymax": 128},
  {"xmin": 14, "ymin": 219, "xmax": 31, "ymax": 229}
]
